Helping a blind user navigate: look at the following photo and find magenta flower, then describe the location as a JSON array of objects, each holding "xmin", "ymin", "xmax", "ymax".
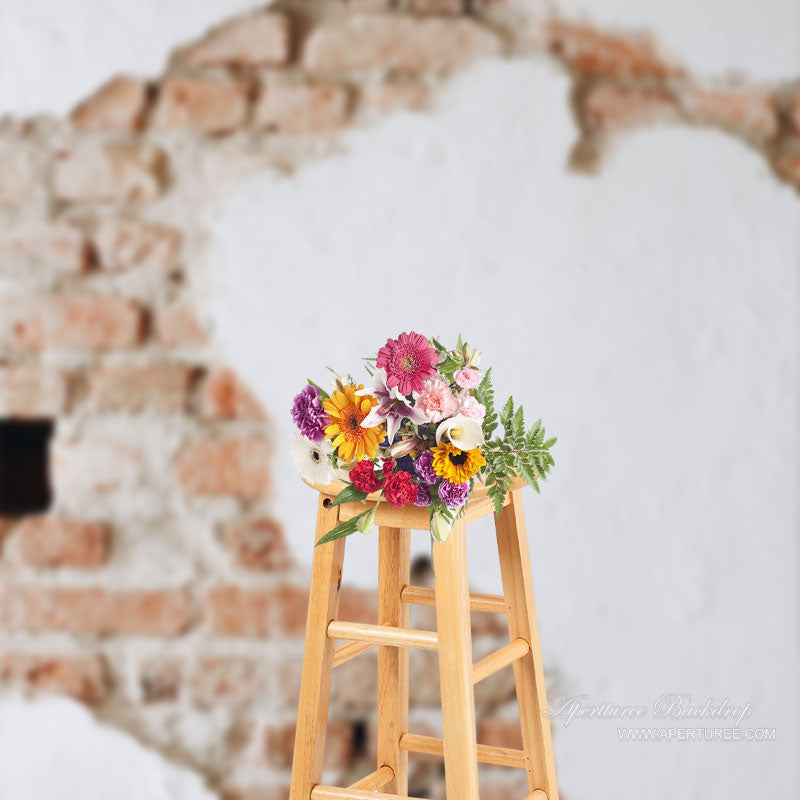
[
  {"xmin": 357, "ymin": 368, "xmax": 427, "ymax": 444},
  {"xmin": 291, "ymin": 384, "xmax": 329, "ymax": 442},
  {"xmin": 376, "ymin": 331, "xmax": 438, "ymax": 396},
  {"xmin": 414, "ymin": 450, "xmax": 437, "ymax": 485},
  {"xmin": 414, "ymin": 485, "xmax": 432, "ymax": 507},
  {"xmin": 438, "ymin": 479, "xmax": 470, "ymax": 509}
]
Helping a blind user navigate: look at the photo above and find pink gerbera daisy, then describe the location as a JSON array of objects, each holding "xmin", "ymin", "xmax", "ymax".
[{"xmin": 376, "ymin": 331, "xmax": 438, "ymax": 396}]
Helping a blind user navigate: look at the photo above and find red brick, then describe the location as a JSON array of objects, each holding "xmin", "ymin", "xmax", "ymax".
[
  {"xmin": 52, "ymin": 143, "xmax": 166, "ymax": 203},
  {"xmin": 546, "ymin": 20, "xmax": 682, "ymax": 78},
  {"xmin": 477, "ymin": 717, "xmax": 523, "ymax": 750},
  {"xmin": 183, "ymin": 11, "xmax": 291, "ymax": 67},
  {"xmin": 0, "ymin": 224, "xmax": 89, "ymax": 273},
  {"xmin": 88, "ymin": 364, "xmax": 191, "ymax": 413},
  {"xmin": 5, "ymin": 294, "xmax": 145, "ymax": 350},
  {"xmin": 155, "ymin": 302, "xmax": 209, "ymax": 348},
  {"xmin": 304, "ymin": 15, "xmax": 501, "ymax": 74},
  {"xmin": 411, "ymin": 0, "xmax": 466, "ymax": 14},
  {"xmin": 255, "ymin": 82, "xmax": 349, "ymax": 133},
  {"xmin": 191, "ymin": 656, "xmax": 267, "ymax": 709},
  {"xmin": 71, "ymin": 76, "xmax": 149, "ymax": 132},
  {"xmin": 153, "ymin": 77, "xmax": 249, "ymax": 133},
  {"xmin": 0, "ymin": 365, "xmax": 69, "ymax": 417},
  {"xmin": 0, "ymin": 653, "xmax": 111, "ymax": 705},
  {"xmin": 264, "ymin": 720, "xmax": 354, "ymax": 769},
  {"xmin": 361, "ymin": 79, "xmax": 431, "ymax": 113},
  {"xmin": 51, "ymin": 437, "xmax": 145, "ymax": 494},
  {"xmin": 16, "ymin": 517, "xmax": 109, "ymax": 569},
  {"xmin": 220, "ymin": 518, "xmax": 291, "ymax": 571},
  {"xmin": 138, "ymin": 658, "xmax": 183, "ymax": 703},
  {"xmin": 774, "ymin": 152, "xmax": 800, "ymax": 189},
  {"xmin": 220, "ymin": 786, "xmax": 289, "ymax": 800},
  {"xmin": 0, "ymin": 151, "xmax": 29, "ymax": 205},
  {"xmin": 175, "ymin": 439, "xmax": 271, "ymax": 497},
  {"xmin": 689, "ymin": 86, "xmax": 779, "ymax": 141},
  {"xmin": 93, "ymin": 217, "xmax": 181, "ymax": 272},
  {"xmin": 583, "ymin": 84, "xmax": 678, "ymax": 130},
  {"xmin": 200, "ymin": 368, "xmax": 265, "ymax": 420},
  {"xmin": 790, "ymin": 94, "xmax": 800, "ymax": 135},
  {"xmin": 204, "ymin": 586, "xmax": 278, "ymax": 636},
  {"xmin": 0, "ymin": 586, "xmax": 192, "ymax": 635}
]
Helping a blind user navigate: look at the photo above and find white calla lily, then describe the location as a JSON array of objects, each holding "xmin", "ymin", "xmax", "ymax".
[{"xmin": 435, "ymin": 415, "xmax": 484, "ymax": 450}]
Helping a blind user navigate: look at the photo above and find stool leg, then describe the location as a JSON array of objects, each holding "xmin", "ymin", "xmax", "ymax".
[
  {"xmin": 495, "ymin": 490, "xmax": 559, "ymax": 800},
  {"xmin": 290, "ymin": 496, "xmax": 346, "ymax": 800},
  {"xmin": 377, "ymin": 526, "xmax": 410, "ymax": 794},
  {"xmin": 433, "ymin": 518, "xmax": 480, "ymax": 800}
]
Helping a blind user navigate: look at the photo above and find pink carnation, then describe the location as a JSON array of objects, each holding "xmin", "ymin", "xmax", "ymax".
[
  {"xmin": 416, "ymin": 377, "xmax": 458, "ymax": 423},
  {"xmin": 457, "ymin": 393, "xmax": 486, "ymax": 423},
  {"xmin": 454, "ymin": 368, "xmax": 481, "ymax": 389}
]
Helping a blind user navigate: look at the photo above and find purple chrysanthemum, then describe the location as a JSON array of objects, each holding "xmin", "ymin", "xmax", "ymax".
[
  {"xmin": 414, "ymin": 450, "xmax": 437, "ymax": 485},
  {"xmin": 291, "ymin": 384, "xmax": 329, "ymax": 442},
  {"xmin": 414, "ymin": 484, "xmax": 432, "ymax": 507},
  {"xmin": 438, "ymin": 479, "xmax": 469, "ymax": 509}
]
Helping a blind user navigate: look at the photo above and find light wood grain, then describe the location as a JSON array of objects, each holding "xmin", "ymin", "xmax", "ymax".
[
  {"xmin": 348, "ymin": 765, "xmax": 394, "ymax": 791},
  {"xmin": 311, "ymin": 786, "xmax": 430, "ymax": 800},
  {"xmin": 377, "ymin": 526, "xmax": 410, "ymax": 795},
  {"xmin": 495, "ymin": 490, "xmax": 559, "ymax": 800},
  {"xmin": 332, "ymin": 640, "xmax": 375, "ymax": 668},
  {"xmin": 472, "ymin": 637, "xmax": 530, "ymax": 684},
  {"xmin": 400, "ymin": 584, "xmax": 507, "ymax": 614},
  {"xmin": 432, "ymin": 518, "xmax": 480, "ymax": 800},
  {"xmin": 525, "ymin": 791, "xmax": 548, "ymax": 800},
  {"xmin": 327, "ymin": 620, "xmax": 438, "ymax": 651},
  {"xmin": 289, "ymin": 496, "xmax": 346, "ymax": 800},
  {"xmin": 399, "ymin": 732, "xmax": 526, "ymax": 769}
]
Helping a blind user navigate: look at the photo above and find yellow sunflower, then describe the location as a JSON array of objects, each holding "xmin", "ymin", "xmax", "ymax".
[
  {"xmin": 431, "ymin": 442, "xmax": 486, "ymax": 484},
  {"xmin": 323, "ymin": 384, "xmax": 384, "ymax": 462}
]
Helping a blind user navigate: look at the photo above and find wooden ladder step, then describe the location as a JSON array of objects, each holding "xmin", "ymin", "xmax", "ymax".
[
  {"xmin": 327, "ymin": 620, "xmax": 438, "ymax": 651},
  {"xmin": 311, "ymin": 787, "xmax": 430, "ymax": 800},
  {"xmin": 525, "ymin": 792, "xmax": 548, "ymax": 800},
  {"xmin": 332, "ymin": 640, "xmax": 376, "ymax": 668},
  {"xmin": 472, "ymin": 637, "xmax": 530, "ymax": 684},
  {"xmin": 400, "ymin": 585, "xmax": 507, "ymax": 614},
  {"xmin": 398, "ymin": 732, "xmax": 526, "ymax": 769},
  {"xmin": 348, "ymin": 765, "xmax": 394, "ymax": 791}
]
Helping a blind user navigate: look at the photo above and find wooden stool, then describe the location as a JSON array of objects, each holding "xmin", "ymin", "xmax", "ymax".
[{"xmin": 289, "ymin": 478, "xmax": 559, "ymax": 800}]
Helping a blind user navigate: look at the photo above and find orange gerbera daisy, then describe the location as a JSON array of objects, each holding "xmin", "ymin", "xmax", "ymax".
[{"xmin": 323, "ymin": 384, "xmax": 384, "ymax": 462}]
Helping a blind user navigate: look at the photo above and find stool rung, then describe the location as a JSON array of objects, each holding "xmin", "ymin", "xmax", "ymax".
[
  {"xmin": 472, "ymin": 637, "xmax": 530, "ymax": 684},
  {"xmin": 311, "ymin": 787, "xmax": 430, "ymax": 800},
  {"xmin": 348, "ymin": 765, "xmax": 394, "ymax": 791},
  {"xmin": 400, "ymin": 584, "xmax": 507, "ymax": 614},
  {"xmin": 327, "ymin": 620, "xmax": 438, "ymax": 651},
  {"xmin": 399, "ymin": 732, "xmax": 527, "ymax": 769},
  {"xmin": 526, "ymin": 792, "xmax": 548, "ymax": 800},
  {"xmin": 332, "ymin": 640, "xmax": 376, "ymax": 668}
]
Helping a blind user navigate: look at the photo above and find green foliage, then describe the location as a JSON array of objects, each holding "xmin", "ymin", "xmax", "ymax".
[
  {"xmin": 307, "ymin": 378, "xmax": 329, "ymax": 399},
  {"xmin": 478, "ymin": 372, "xmax": 557, "ymax": 515},
  {"xmin": 474, "ymin": 368, "xmax": 498, "ymax": 439},
  {"xmin": 316, "ymin": 508, "xmax": 374, "ymax": 546},
  {"xmin": 330, "ymin": 483, "xmax": 369, "ymax": 506}
]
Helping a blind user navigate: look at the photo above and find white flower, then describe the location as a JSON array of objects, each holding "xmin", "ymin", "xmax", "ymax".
[
  {"xmin": 430, "ymin": 511, "xmax": 453, "ymax": 544},
  {"xmin": 291, "ymin": 431, "xmax": 335, "ymax": 484},
  {"xmin": 435, "ymin": 415, "xmax": 484, "ymax": 451}
]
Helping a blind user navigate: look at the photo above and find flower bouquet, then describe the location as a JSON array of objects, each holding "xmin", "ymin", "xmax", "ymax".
[{"xmin": 291, "ymin": 332, "xmax": 556, "ymax": 545}]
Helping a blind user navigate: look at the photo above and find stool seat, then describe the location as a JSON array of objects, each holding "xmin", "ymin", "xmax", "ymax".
[
  {"xmin": 302, "ymin": 476, "xmax": 527, "ymax": 530},
  {"xmin": 290, "ymin": 480, "xmax": 559, "ymax": 800}
]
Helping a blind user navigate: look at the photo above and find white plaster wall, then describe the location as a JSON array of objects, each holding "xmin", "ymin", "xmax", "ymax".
[
  {"xmin": 213, "ymin": 57, "xmax": 799, "ymax": 800},
  {"xmin": 1, "ymin": 2, "xmax": 798, "ymax": 799}
]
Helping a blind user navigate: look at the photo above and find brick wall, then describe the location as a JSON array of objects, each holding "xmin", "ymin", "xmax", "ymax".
[{"xmin": 0, "ymin": 1, "xmax": 798, "ymax": 798}]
